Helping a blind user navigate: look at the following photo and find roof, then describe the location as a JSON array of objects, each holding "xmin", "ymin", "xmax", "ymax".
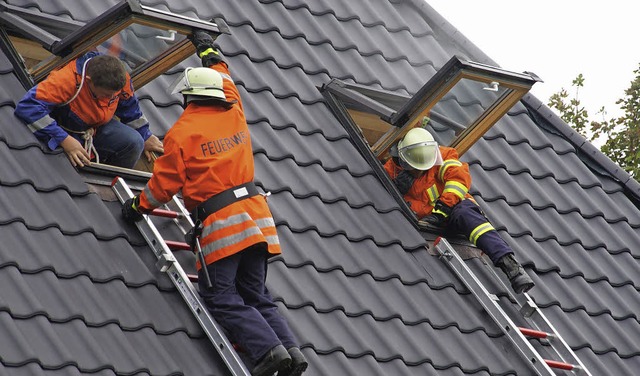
[{"xmin": 1, "ymin": 0, "xmax": 640, "ymax": 375}]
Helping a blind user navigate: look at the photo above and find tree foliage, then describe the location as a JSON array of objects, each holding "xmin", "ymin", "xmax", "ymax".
[{"xmin": 548, "ymin": 66, "xmax": 640, "ymax": 179}]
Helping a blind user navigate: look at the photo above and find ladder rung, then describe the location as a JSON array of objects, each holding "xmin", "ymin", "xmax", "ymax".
[
  {"xmin": 150, "ymin": 208, "xmax": 184, "ymax": 219},
  {"xmin": 165, "ymin": 240, "xmax": 192, "ymax": 251},
  {"xmin": 545, "ymin": 359, "xmax": 577, "ymax": 371},
  {"xmin": 186, "ymin": 273, "xmax": 198, "ymax": 282},
  {"xmin": 519, "ymin": 327, "xmax": 553, "ymax": 339}
]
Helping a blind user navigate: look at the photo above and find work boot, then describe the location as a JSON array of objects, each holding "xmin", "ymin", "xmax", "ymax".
[
  {"xmin": 496, "ymin": 254, "xmax": 535, "ymax": 294},
  {"xmin": 279, "ymin": 347, "xmax": 309, "ymax": 376},
  {"xmin": 252, "ymin": 344, "xmax": 291, "ymax": 376}
]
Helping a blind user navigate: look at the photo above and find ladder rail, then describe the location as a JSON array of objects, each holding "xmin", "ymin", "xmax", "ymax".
[
  {"xmin": 434, "ymin": 237, "xmax": 557, "ymax": 375},
  {"xmin": 112, "ymin": 177, "xmax": 251, "ymax": 376},
  {"xmin": 480, "ymin": 254, "xmax": 593, "ymax": 376}
]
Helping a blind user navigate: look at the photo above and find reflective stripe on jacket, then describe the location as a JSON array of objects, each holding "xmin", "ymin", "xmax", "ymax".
[
  {"xmin": 13, "ymin": 51, "xmax": 150, "ymax": 150},
  {"xmin": 139, "ymin": 61, "xmax": 281, "ymax": 266},
  {"xmin": 384, "ymin": 146, "xmax": 473, "ymax": 218}
]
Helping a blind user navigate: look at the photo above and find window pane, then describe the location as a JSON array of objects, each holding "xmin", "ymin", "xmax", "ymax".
[
  {"xmin": 429, "ymin": 77, "xmax": 510, "ymax": 145},
  {"xmin": 97, "ymin": 24, "xmax": 187, "ymax": 72}
]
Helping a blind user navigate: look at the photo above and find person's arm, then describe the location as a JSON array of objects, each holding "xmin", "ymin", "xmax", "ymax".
[
  {"xmin": 115, "ymin": 77, "xmax": 164, "ymax": 160},
  {"xmin": 15, "ymin": 86, "xmax": 70, "ymax": 150},
  {"xmin": 138, "ymin": 134, "xmax": 186, "ymax": 212},
  {"xmin": 15, "ymin": 80, "xmax": 92, "ymax": 167},
  {"xmin": 436, "ymin": 147, "xmax": 471, "ymax": 208}
]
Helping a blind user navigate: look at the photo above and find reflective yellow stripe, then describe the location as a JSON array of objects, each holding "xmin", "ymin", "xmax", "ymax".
[
  {"xmin": 439, "ymin": 159, "xmax": 462, "ymax": 181},
  {"xmin": 199, "ymin": 47, "xmax": 217, "ymax": 58},
  {"xmin": 426, "ymin": 185, "xmax": 439, "ymax": 205},
  {"xmin": 469, "ymin": 222, "xmax": 494, "ymax": 245},
  {"xmin": 443, "ymin": 181, "xmax": 468, "ymax": 199}
]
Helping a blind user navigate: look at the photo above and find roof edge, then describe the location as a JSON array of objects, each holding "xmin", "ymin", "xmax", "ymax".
[{"xmin": 522, "ymin": 93, "xmax": 640, "ymax": 203}]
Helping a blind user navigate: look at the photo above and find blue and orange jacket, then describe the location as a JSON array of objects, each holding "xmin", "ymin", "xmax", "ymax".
[
  {"xmin": 138, "ymin": 61, "xmax": 281, "ymax": 268},
  {"xmin": 14, "ymin": 51, "xmax": 151, "ymax": 150},
  {"xmin": 384, "ymin": 146, "xmax": 474, "ymax": 218}
]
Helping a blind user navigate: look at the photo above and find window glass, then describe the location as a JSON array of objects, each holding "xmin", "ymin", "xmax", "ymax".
[{"xmin": 96, "ymin": 24, "xmax": 187, "ymax": 72}]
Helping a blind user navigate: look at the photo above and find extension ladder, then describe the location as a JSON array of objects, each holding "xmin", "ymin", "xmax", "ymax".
[
  {"xmin": 111, "ymin": 177, "xmax": 251, "ymax": 376},
  {"xmin": 433, "ymin": 237, "xmax": 592, "ymax": 376}
]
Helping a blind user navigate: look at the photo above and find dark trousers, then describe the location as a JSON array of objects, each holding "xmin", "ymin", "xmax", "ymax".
[
  {"xmin": 445, "ymin": 199, "xmax": 512, "ymax": 264},
  {"xmin": 198, "ymin": 243, "xmax": 297, "ymax": 363}
]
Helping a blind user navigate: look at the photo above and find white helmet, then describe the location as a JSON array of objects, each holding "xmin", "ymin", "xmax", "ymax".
[
  {"xmin": 397, "ymin": 128, "xmax": 438, "ymax": 170},
  {"xmin": 168, "ymin": 67, "xmax": 226, "ymax": 101}
]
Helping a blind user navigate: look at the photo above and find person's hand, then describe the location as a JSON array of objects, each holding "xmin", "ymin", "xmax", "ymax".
[
  {"xmin": 421, "ymin": 200, "xmax": 453, "ymax": 227},
  {"xmin": 191, "ymin": 31, "xmax": 223, "ymax": 66},
  {"xmin": 191, "ymin": 31, "xmax": 215, "ymax": 54},
  {"xmin": 60, "ymin": 135, "xmax": 91, "ymax": 167},
  {"xmin": 122, "ymin": 195, "xmax": 143, "ymax": 223},
  {"xmin": 144, "ymin": 135, "xmax": 164, "ymax": 162}
]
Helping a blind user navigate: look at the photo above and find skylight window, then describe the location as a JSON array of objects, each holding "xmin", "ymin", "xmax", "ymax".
[
  {"xmin": 0, "ymin": 0, "xmax": 225, "ymax": 89},
  {"xmin": 321, "ymin": 55, "xmax": 540, "ymax": 225},
  {"xmin": 0, "ymin": 0, "xmax": 227, "ymax": 176}
]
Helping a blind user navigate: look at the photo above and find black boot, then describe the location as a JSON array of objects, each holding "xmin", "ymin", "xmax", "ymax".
[
  {"xmin": 252, "ymin": 345, "xmax": 291, "ymax": 376},
  {"xmin": 496, "ymin": 254, "xmax": 535, "ymax": 294},
  {"xmin": 279, "ymin": 347, "xmax": 309, "ymax": 376}
]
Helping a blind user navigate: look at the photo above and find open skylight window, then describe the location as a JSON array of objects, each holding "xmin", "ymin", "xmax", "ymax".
[
  {"xmin": 0, "ymin": 0, "xmax": 227, "ymax": 177},
  {"xmin": 321, "ymin": 55, "xmax": 540, "ymax": 225},
  {"xmin": 0, "ymin": 0, "xmax": 225, "ymax": 89}
]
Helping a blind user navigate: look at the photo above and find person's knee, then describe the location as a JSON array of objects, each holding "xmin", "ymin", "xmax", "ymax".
[{"xmin": 131, "ymin": 134, "xmax": 144, "ymax": 155}]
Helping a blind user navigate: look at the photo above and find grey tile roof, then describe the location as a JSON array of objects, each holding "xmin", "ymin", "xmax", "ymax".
[{"xmin": 1, "ymin": 0, "xmax": 640, "ymax": 375}]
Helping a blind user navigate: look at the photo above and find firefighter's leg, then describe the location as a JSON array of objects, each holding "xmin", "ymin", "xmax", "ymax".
[{"xmin": 448, "ymin": 200, "xmax": 534, "ymax": 293}]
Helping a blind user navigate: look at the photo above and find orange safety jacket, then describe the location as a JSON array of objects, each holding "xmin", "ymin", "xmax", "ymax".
[
  {"xmin": 13, "ymin": 51, "xmax": 150, "ymax": 151},
  {"xmin": 384, "ymin": 146, "xmax": 474, "ymax": 218},
  {"xmin": 138, "ymin": 62, "xmax": 281, "ymax": 268}
]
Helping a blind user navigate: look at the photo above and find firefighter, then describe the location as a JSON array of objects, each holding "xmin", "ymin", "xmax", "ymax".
[
  {"xmin": 14, "ymin": 51, "xmax": 163, "ymax": 168},
  {"xmin": 385, "ymin": 127, "xmax": 535, "ymax": 294},
  {"xmin": 121, "ymin": 32, "xmax": 308, "ymax": 376}
]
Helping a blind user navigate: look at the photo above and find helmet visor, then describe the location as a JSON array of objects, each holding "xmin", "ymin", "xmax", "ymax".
[
  {"xmin": 398, "ymin": 141, "xmax": 438, "ymax": 170},
  {"xmin": 168, "ymin": 72, "xmax": 189, "ymax": 95}
]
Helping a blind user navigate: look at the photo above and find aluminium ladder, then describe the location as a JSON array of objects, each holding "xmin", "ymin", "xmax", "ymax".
[
  {"xmin": 433, "ymin": 237, "xmax": 592, "ymax": 376},
  {"xmin": 111, "ymin": 177, "xmax": 251, "ymax": 376}
]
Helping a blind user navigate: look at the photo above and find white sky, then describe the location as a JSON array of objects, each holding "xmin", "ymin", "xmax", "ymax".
[{"xmin": 427, "ymin": 1, "xmax": 640, "ymax": 120}]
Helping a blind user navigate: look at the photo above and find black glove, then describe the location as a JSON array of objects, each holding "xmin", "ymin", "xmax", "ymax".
[
  {"xmin": 191, "ymin": 30, "xmax": 223, "ymax": 66},
  {"xmin": 393, "ymin": 170, "xmax": 415, "ymax": 195},
  {"xmin": 122, "ymin": 195, "xmax": 143, "ymax": 223},
  {"xmin": 421, "ymin": 200, "xmax": 453, "ymax": 227}
]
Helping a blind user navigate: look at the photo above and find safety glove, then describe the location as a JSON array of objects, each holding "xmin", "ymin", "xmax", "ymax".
[
  {"xmin": 191, "ymin": 30, "xmax": 224, "ymax": 66},
  {"xmin": 422, "ymin": 200, "xmax": 452, "ymax": 227},
  {"xmin": 122, "ymin": 195, "xmax": 144, "ymax": 223},
  {"xmin": 393, "ymin": 169, "xmax": 415, "ymax": 195}
]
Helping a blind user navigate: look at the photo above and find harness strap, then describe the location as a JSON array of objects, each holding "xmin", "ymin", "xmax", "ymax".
[{"xmin": 191, "ymin": 182, "xmax": 259, "ymax": 221}]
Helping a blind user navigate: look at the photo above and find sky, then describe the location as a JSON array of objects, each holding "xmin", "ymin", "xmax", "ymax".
[{"xmin": 427, "ymin": 1, "xmax": 640, "ymax": 120}]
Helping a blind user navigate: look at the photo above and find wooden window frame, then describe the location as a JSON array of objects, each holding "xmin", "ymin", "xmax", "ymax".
[{"xmin": 321, "ymin": 55, "xmax": 540, "ymax": 226}]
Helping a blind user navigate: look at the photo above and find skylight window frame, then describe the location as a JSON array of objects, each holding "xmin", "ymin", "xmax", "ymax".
[
  {"xmin": 321, "ymin": 55, "xmax": 540, "ymax": 227},
  {"xmin": 373, "ymin": 56, "xmax": 540, "ymax": 159},
  {"xmin": 0, "ymin": 0, "xmax": 225, "ymax": 89}
]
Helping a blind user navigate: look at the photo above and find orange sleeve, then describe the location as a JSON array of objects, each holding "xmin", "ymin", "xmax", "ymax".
[
  {"xmin": 139, "ymin": 132, "xmax": 186, "ymax": 211},
  {"xmin": 436, "ymin": 147, "xmax": 471, "ymax": 208},
  {"xmin": 208, "ymin": 61, "xmax": 242, "ymax": 110}
]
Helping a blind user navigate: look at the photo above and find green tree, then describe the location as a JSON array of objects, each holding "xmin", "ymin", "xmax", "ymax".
[{"xmin": 548, "ymin": 66, "xmax": 640, "ymax": 179}]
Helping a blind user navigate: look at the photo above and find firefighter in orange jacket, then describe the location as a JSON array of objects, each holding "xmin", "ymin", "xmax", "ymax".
[
  {"xmin": 121, "ymin": 32, "xmax": 307, "ymax": 376},
  {"xmin": 384, "ymin": 127, "xmax": 534, "ymax": 294},
  {"xmin": 14, "ymin": 51, "xmax": 163, "ymax": 168}
]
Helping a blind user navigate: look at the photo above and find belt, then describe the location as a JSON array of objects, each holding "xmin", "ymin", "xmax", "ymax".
[{"xmin": 191, "ymin": 182, "xmax": 259, "ymax": 221}]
